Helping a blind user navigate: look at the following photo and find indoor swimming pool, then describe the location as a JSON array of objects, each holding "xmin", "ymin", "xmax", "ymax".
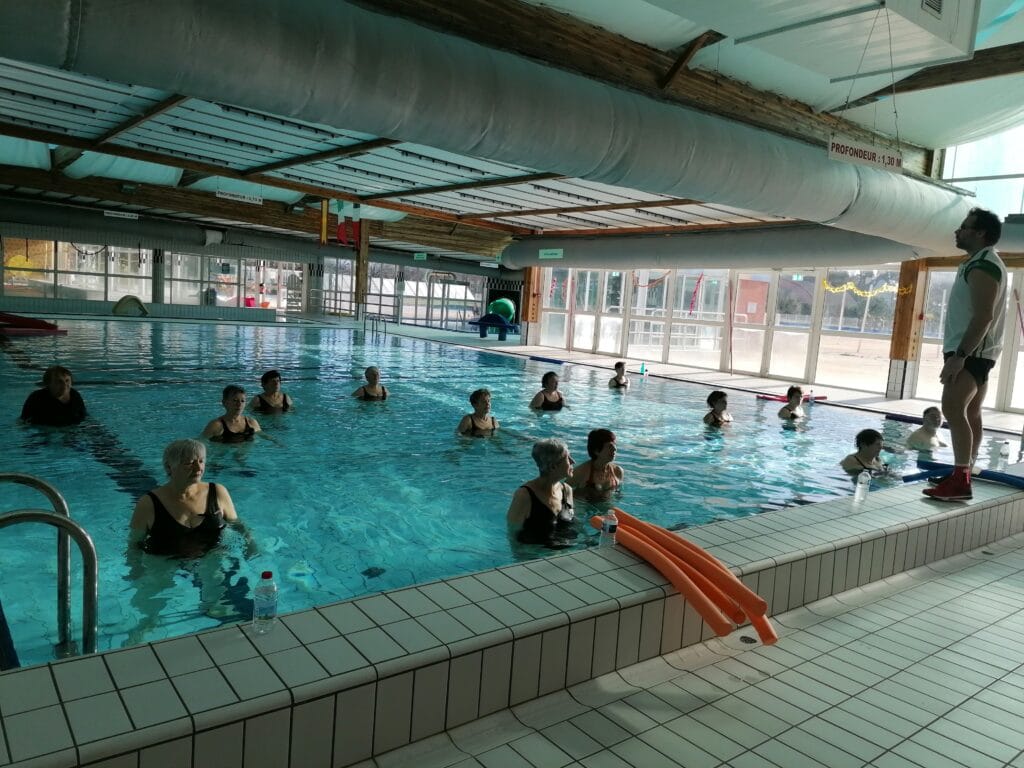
[{"xmin": 0, "ymin": 318, "xmax": 978, "ymax": 665}]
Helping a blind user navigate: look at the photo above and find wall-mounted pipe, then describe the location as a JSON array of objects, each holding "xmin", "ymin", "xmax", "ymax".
[{"xmin": 0, "ymin": 0, "xmax": 971, "ymax": 253}]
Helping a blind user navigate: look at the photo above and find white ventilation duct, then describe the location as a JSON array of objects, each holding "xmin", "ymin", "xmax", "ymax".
[{"xmin": 0, "ymin": 0, "xmax": 972, "ymax": 253}]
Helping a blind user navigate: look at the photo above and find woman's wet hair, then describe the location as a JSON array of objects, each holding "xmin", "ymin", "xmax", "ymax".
[
  {"xmin": 541, "ymin": 371, "xmax": 559, "ymax": 387},
  {"xmin": 469, "ymin": 388, "xmax": 490, "ymax": 406},
  {"xmin": 786, "ymin": 385, "xmax": 803, "ymax": 401},
  {"xmin": 222, "ymin": 384, "xmax": 245, "ymax": 400},
  {"xmin": 587, "ymin": 429, "xmax": 616, "ymax": 459},
  {"xmin": 923, "ymin": 406, "xmax": 941, "ymax": 418},
  {"xmin": 532, "ymin": 438, "xmax": 569, "ymax": 474},
  {"xmin": 260, "ymin": 369, "xmax": 281, "ymax": 385},
  {"xmin": 855, "ymin": 428, "xmax": 883, "ymax": 449},
  {"xmin": 365, "ymin": 366, "xmax": 379, "ymax": 378},
  {"xmin": 614, "ymin": 361, "xmax": 625, "ymax": 372},
  {"xmin": 163, "ymin": 438, "xmax": 206, "ymax": 476},
  {"xmin": 707, "ymin": 390, "xmax": 727, "ymax": 408},
  {"xmin": 42, "ymin": 365, "xmax": 72, "ymax": 386}
]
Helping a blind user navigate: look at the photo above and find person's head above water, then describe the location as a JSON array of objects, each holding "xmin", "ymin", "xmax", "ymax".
[
  {"xmin": 260, "ymin": 370, "xmax": 282, "ymax": 387},
  {"xmin": 469, "ymin": 388, "xmax": 491, "ymax": 408},
  {"xmin": 923, "ymin": 406, "xmax": 942, "ymax": 427},
  {"xmin": 855, "ymin": 428, "xmax": 883, "ymax": 450},
  {"xmin": 162, "ymin": 438, "xmax": 206, "ymax": 478},
  {"xmin": 365, "ymin": 366, "xmax": 380, "ymax": 383},
  {"xmin": 587, "ymin": 429, "xmax": 616, "ymax": 460},
  {"xmin": 707, "ymin": 390, "xmax": 727, "ymax": 409},
  {"xmin": 532, "ymin": 438, "xmax": 572, "ymax": 475},
  {"xmin": 786, "ymin": 385, "xmax": 803, "ymax": 403},
  {"xmin": 42, "ymin": 365, "xmax": 73, "ymax": 397},
  {"xmin": 614, "ymin": 362, "xmax": 625, "ymax": 375},
  {"xmin": 541, "ymin": 371, "xmax": 559, "ymax": 390}
]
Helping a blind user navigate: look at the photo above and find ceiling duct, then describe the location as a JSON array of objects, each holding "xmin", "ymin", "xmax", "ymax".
[{"xmin": 0, "ymin": 0, "xmax": 973, "ymax": 254}]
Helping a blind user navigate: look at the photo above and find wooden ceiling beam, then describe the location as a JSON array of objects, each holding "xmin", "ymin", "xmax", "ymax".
[
  {"xmin": 352, "ymin": 0, "xmax": 928, "ymax": 171},
  {"xmin": 527, "ymin": 220, "xmax": 795, "ymax": 237},
  {"xmin": 0, "ymin": 120, "xmax": 529, "ymax": 235},
  {"xmin": 240, "ymin": 137, "xmax": 402, "ymax": 176},
  {"xmin": 361, "ymin": 171, "xmax": 565, "ymax": 201},
  {"xmin": 0, "ymin": 163, "xmax": 514, "ymax": 256},
  {"xmin": 460, "ymin": 196, "xmax": 702, "ymax": 220},
  {"xmin": 659, "ymin": 31, "xmax": 725, "ymax": 90},
  {"xmin": 839, "ymin": 42, "xmax": 1024, "ymax": 110}
]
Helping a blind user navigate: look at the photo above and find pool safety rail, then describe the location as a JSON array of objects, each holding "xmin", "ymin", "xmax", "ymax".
[
  {"xmin": 0, "ymin": 474, "xmax": 98, "ymax": 658},
  {"xmin": 363, "ymin": 312, "xmax": 388, "ymax": 335}
]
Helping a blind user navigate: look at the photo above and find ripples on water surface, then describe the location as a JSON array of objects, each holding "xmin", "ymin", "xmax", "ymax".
[{"xmin": 0, "ymin": 319, "xmax": 981, "ymax": 663}]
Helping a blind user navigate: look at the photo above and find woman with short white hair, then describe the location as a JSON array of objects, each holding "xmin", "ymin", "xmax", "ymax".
[
  {"xmin": 130, "ymin": 438, "xmax": 242, "ymax": 558},
  {"xmin": 507, "ymin": 438, "xmax": 576, "ymax": 547}
]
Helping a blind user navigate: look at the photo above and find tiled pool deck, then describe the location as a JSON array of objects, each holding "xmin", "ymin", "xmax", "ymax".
[
  {"xmin": 2, "ymin": 478, "xmax": 1023, "ymax": 767},
  {"xmin": 4, "ymin": 318, "xmax": 1024, "ymax": 767}
]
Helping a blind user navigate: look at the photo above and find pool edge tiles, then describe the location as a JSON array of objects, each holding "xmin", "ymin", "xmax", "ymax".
[{"xmin": 2, "ymin": 481, "xmax": 1023, "ymax": 768}]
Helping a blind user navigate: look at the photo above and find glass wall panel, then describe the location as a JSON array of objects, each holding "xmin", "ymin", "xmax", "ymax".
[
  {"xmin": 168, "ymin": 280, "xmax": 202, "ymax": 305},
  {"xmin": 775, "ymin": 273, "xmax": 814, "ymax": 329},
  {"xmin": 56, "ymin": 270, "xmax": 104, "ymax": 300},
  {"xmin": 603, "ymin": 271, "xmax": 624, "ymax": 314},
  {"xmin": 733, "ymin": 273, "xmax": 770, "ymax": 325},
  {"xmin": 816, "ymin": 335, "xmax": 891, "ymax": 392},
  {"xmin": 207, "ymin": 258, "xmax": 240, "ymax": 307},
  {"xmin": 107, "ymin": 246, "xmax": 153, "ymax": 301},
  {"xmin": 574, "ymin": 270, "xmax": 600, "ymax": 312},
  {"xmin": 626, "ymin": 318, "xmax": 664, "ymax": 361},
  {"xmin": 731, "ymin": 328, "xmax": 764, "ymax": 373},
  {"xmin": 672, "ymin": 269, "xmax": 727, "ymax": 321},
  {"xmin": 630, "ymin": 270, "xmax": 669, "ymax": 317},
  {"xmin": 57, "ymin": 242, "xmax": 105, "ymax": 275},
  {"xmin": 543, "ymin": 267, "xmax": 571, "ymax": 310},
  {"xmin": 597, "ymin": 316, "xmax": 622, "ymax": 354},
  {"xmin": 572, "ymin": 314, "xmax": 595, "ymax": 349},
  {"xmin": 821, "ymin": 268, "xmax": 900, "ymax": 334},
  {"xmin": 668, "ymin": 324, "xmax": 721, "ymax": 369},
  {"xmin": 540, "ymin": 312, "xmax": 567, "ymax": 347},
  {"xmin": 768, "ymin": 331, "xmax": 809, "ymax": 378},
  {"xmin": 2, "ymin": 239, "xmax": 55, "ymax": 297}
]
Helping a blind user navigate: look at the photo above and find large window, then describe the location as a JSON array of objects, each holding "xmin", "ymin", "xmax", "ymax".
[
  {"xmin": 2, "ymin": 238, "xmax": 54, "ymax": 297},
  {"xmin": 669, "ymin": 269, "xmax": 727, "ymax": 368},
  {"xmin": 943, "ymin": 124, "xmax": 1024, "ymax": 220}
]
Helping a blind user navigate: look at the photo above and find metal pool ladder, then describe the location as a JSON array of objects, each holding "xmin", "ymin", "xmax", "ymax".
[{"xmin": 0, "ymin": 473, "xmax": 98, "ymax": 657}]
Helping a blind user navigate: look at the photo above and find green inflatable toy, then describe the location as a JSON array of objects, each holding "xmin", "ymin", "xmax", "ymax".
[{"xmin": 488, "ymin": 298, "xmax": 516, "ymax": 322}]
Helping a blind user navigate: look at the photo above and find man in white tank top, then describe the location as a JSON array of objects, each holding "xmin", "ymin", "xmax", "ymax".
[{"xmin": 924, "ymin": 208, "xmax": 1006, "ymax": 502}]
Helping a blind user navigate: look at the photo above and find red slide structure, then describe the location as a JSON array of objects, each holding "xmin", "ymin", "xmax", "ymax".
[{"xmin": 0, "ymin": 312, "xmax": 67, "ymax": 336}]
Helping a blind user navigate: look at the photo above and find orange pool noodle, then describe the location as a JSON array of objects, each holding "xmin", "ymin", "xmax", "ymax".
[
  {"xmin": 748, "ymin": 613, "xmax": 779, "ymax": 645},
  {"xmin": 614, "ymin": 509, "xmax": 768, "ymax": 617},
  {"xmin": 625, "ymin": 525, "xmax": 746, "ymax": 625},
  {"xmin": 589, "ymin": 516, "xmax": 734, "ymax": 637}
]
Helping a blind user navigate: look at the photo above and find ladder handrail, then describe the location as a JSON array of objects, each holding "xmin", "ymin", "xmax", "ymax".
[
  {"xmin": 0, "ymin": 509, "xmax": 98, "ymax": 655},
  {"xmin": 0, "ymin": 473, "xmax": 73, "ymax": 654}
]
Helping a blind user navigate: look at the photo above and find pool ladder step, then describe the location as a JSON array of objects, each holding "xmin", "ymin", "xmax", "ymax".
[{"xmin": 0, "ymin": 473, "xmax": 98, "ymax": 667}]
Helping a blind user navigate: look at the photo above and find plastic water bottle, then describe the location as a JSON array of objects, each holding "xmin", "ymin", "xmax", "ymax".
[
  {"xmin": 853, "ymin": 471, "xmax": 870, "ymax": 503},
  {"xmin": 252, "ymin": 571, "xmax": 278, "ymax": 634},
  {"xmin": 600, "ymin": 510, "xmax": 618, "ymax": 547},
  {"xmin": 807, "ymin": 388, "xmax": 814, "ymax": 404},
  {"xmin": 997, "ymin": 440, "xmax": 1011, "ymax": 471},
  {"xmin": 639, "ymin": 362, "xmax": 646, "ymax": 376}
]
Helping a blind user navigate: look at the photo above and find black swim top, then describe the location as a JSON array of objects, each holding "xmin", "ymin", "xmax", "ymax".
[
  {"xmin": 466, "ymin": 415, "xmax": 497, "ymax": 437},
  {"xmin": 20, "ymin": 388, "xmax": 87, "ymax": 426},
  {"xmin": 143, "ymin": 483, "xmax": 225, "ymax": 558},
  {"xmin": 611, "ymin": 378, "xmax": 628, "ymax": 389},
  {"xmin": 357, "ymin": 386, "xmax": 388, "ymax": 402},
  {"xmin": 216, "ymin": 417, "xmax": 256, "ymax": 443},
  {"xmin": 539, "ymin": 393, "xmax": 564, "ymax": 411},
  {"xmin": 706, "ymin": 411, "xmax": 725, "ymax": 427},
  {"xmin": 253, "ymin": 393, "xmax": 290, "ymax": 414},
  {"xmin": 517, "ymin": 483, "xmax": 576, "ymax": 546}
]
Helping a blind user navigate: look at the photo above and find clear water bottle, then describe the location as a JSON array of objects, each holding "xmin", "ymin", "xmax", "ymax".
[
  {"xmin": 600, "ymin": 510, "xmax": 619, "ymax": 547},
  {"xmin": 808, "ymin": 388, "xmax": 814, "ymax": 404},
  {"xmin": 853, "ymin": 470, "xmax": 870, "ymax": 503},
  {"xmin": 252, "ymin": 570, "xmax": 278, "ymax": 634},
  {"xmin": 997, "ymin": 440, "xmax": 1011, "ymax": 471}
]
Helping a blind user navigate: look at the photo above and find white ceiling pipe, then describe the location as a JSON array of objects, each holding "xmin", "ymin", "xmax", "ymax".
[
  {"xmin": 501, "ymin": 225, "xmax": 939, "ymax": 270},
  {"xmin": 0, "ymin": 0, "xmax": 971, "ymax": 252}
]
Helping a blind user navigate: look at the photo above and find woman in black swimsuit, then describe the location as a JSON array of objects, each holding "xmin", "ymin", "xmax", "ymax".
[
  {"xmin": 569, "ymin": 429, "xmax": 624, "ymax": 502},
  {"xmin": 529, "ymin": 371, "xmax": 565, "ymax": 411},
  {"xmin": 352, "ymin": 366, "xmax": 388, "ymax": 401},
  {"xmin": 840, "ymin": 429, "xmax": 888, "ymax": 475},
  {"xmin": 129, "ymin": 439, "xmax": 244, "ymax": 558},
  {"xmin": 608, "ymin": 361, "xmax": 630, "ymax": 390},
  {"xmin": 703, "ymin": 390, "xmax": 733, "ymax": 426},
  {"xmin": 457, "ymin": 388, "xmax": 500, "ymax": 436},
  {"xmin": 251, "ymin": 369, "xmax": 292, "ymax": 414},
  {"xmin": 507, "ymin": 438, "xmax": 576, "ymax": 547},
  {"xmin": 201, "ymin": 385, "xmax": 262, "ymax": 443}
]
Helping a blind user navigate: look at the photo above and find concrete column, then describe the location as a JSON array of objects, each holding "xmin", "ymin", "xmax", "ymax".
[{"xmin": 152, "ymin": 249, "xmax": 165, "ymax": 304}]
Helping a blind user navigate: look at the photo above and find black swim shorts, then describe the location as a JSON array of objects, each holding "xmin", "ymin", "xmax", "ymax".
[{"xmin": 944, "ymin": 352, "xmax": 996, "ymax": 386}]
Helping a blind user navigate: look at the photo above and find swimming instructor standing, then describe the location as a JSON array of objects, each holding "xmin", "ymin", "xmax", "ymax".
[{"xmin": 924, "ymin": 208, "xmax": 1005, "ymax": 502}]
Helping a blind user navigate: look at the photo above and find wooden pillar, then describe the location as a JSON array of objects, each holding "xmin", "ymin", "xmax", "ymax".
[
  {"xmin": 355, "ymin": 220, "xmax": 370, "ymax": 318},
  {"xmin": 887, "ymin": 258, "xmax": 928, "ymax": 398},
  {"xmin": 521, "ymin": 266, "xmax": 542, "ymax": 323}
]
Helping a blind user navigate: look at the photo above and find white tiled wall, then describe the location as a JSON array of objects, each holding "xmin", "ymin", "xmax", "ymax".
[{"xmin": 2, "ymin": 484, "xmax": 1023, "ymax": 767}]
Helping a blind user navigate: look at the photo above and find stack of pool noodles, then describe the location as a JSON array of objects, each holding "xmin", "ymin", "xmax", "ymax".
[{"xmin": 589, "ymin": 509, "xmax": 778, "ymax": 644}]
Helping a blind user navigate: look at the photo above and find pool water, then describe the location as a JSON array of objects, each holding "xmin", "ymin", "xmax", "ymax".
[{"xmin": 0, "ymin": 319, "xmax": 997, "ymax": 665}]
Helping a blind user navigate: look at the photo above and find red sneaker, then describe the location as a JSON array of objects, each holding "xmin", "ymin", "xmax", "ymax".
[{"xmin": 922, "ymin": 472, "xmax": 972, "ymax": 501}]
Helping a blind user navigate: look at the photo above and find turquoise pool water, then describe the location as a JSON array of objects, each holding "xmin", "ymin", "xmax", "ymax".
[{"xmin": 0, "ymin": 319, "xmax": 988, "ymax": 665}]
